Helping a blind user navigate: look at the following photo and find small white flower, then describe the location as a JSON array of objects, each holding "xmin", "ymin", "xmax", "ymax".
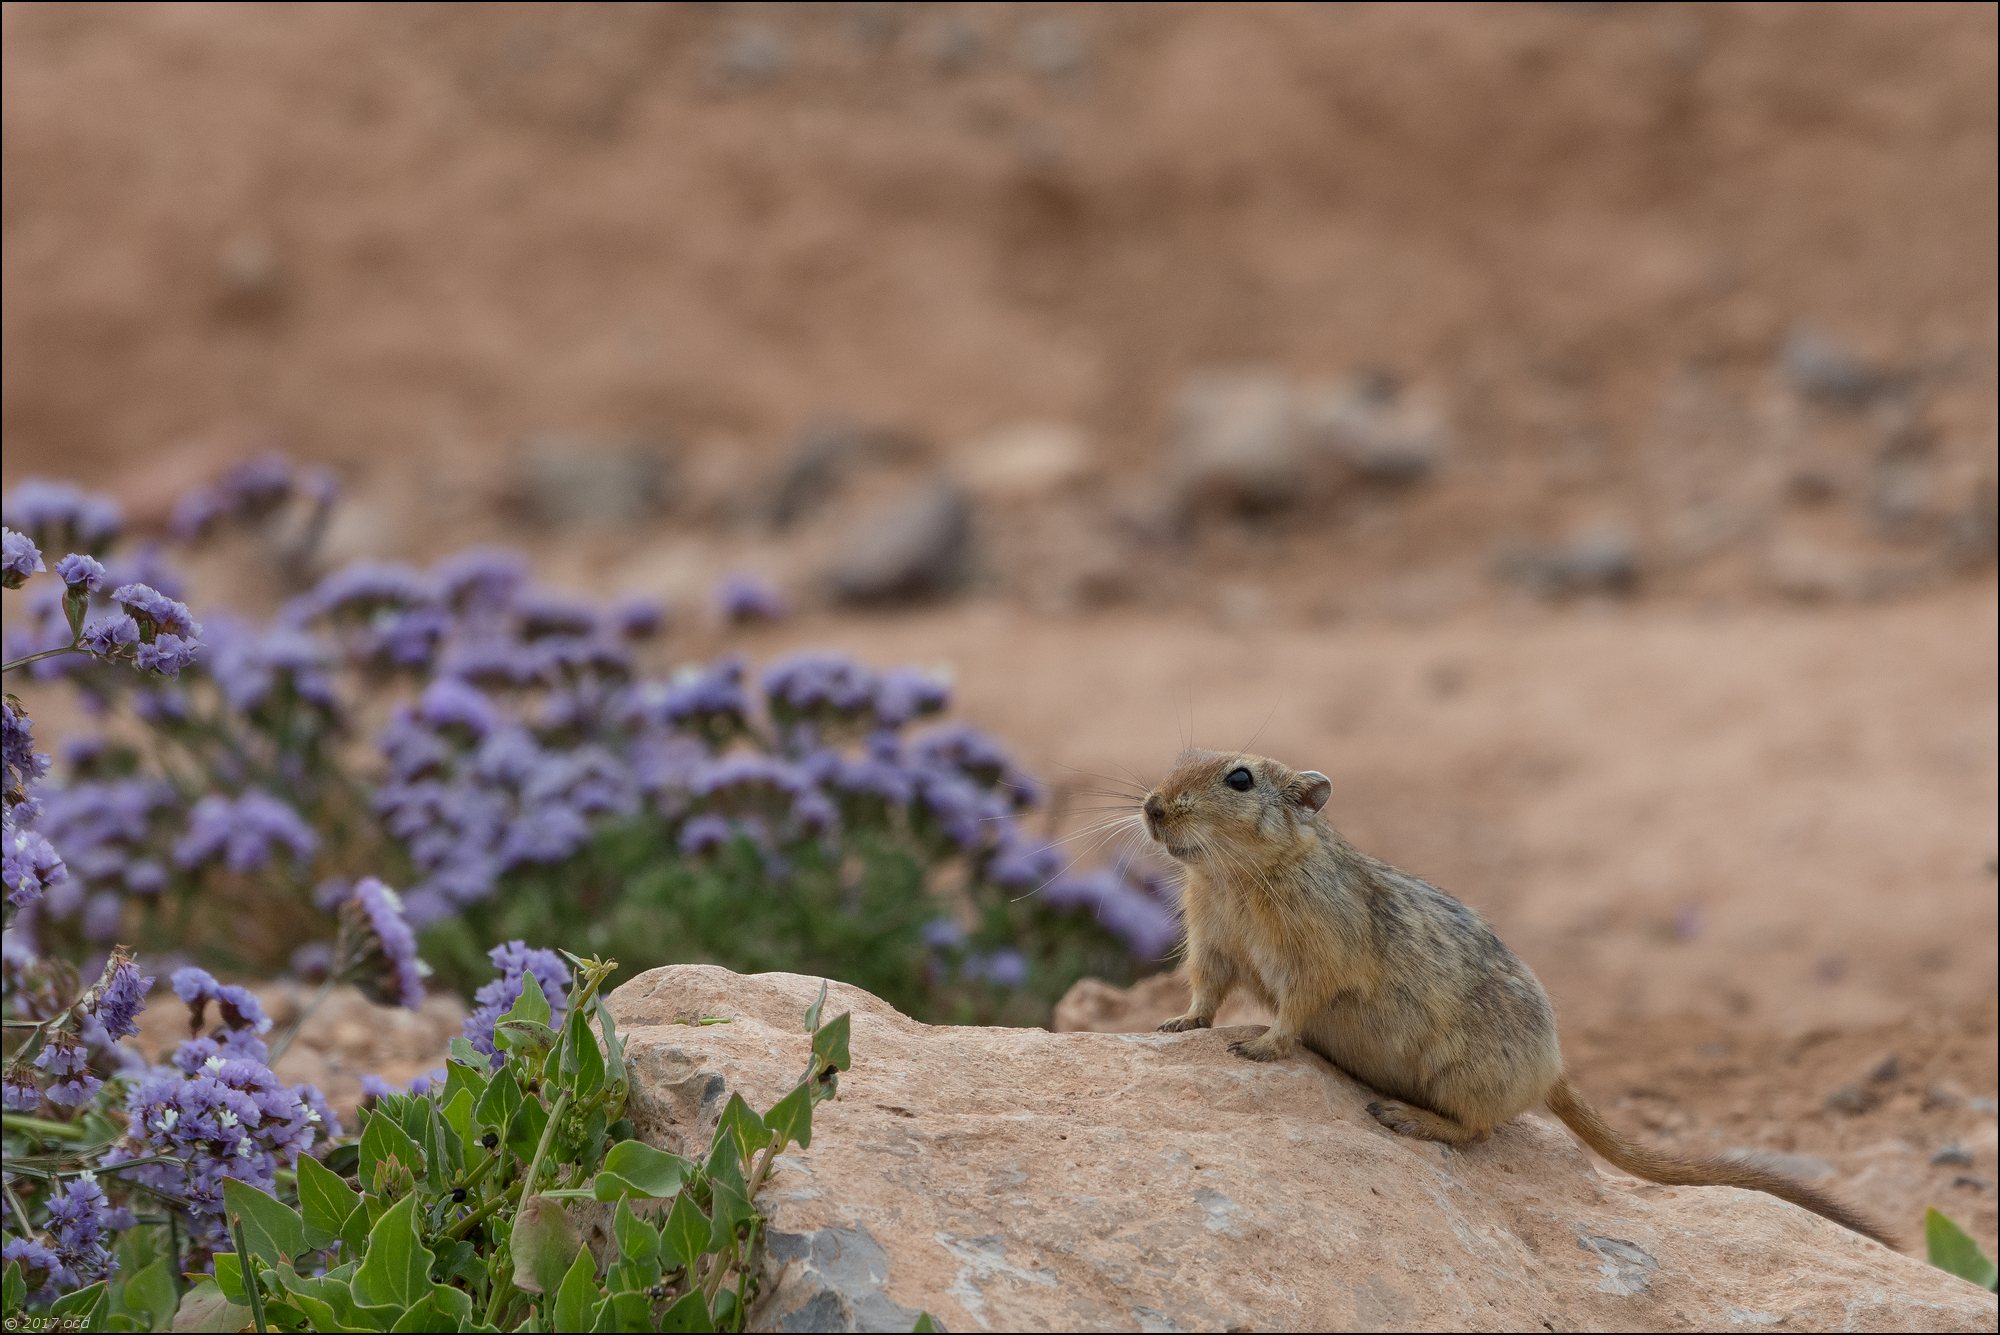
[
  {"xmin": 305, "ymin": 1106, "xmax": 321, "ymax": 1124},
  {"xmin": 155, "ymin": 1108, "xmax": 180, "ymax": 1133},
  {"xmin": 218, "ymin": 1109, "xmax": 239, "ymax": 1129},
  {"xmin": 237, "ymin": 1135, "xmax": 254, "ymax": 1158},
  {"xmin": 204, "ymin": 1056, "xmax": 225, "ymax": 1073},
  {"xmin": 77, "ymin": 1169, "xmax": 98, "ymax": 1185}
]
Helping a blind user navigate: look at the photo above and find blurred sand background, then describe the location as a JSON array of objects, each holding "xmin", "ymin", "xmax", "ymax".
[{"xmin": 4, "ymin": 2, "xmax": 1996, "ymax": 1252}]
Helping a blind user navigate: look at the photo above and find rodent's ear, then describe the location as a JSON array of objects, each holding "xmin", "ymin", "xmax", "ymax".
[{"xmin": 1290, "ymin": 771, "xmax": 1332, "ymax": 814}]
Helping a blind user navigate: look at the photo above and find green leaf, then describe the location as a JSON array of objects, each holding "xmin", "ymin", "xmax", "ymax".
[
  {"xmin": 707, "ymin": 1173, "xmax": 755, "ymax": 1251},
  {"xmin": 496, "ymin": 1017, "xmax": 560, "ymax": 1059},
  {"xmin": 116, "ymin": 1256, "xmax": 177, "ymax": 1330},
  {"xmin": 417, "ymin": 1096, "xmax": 457, "ymax": 1188},
  {"xmin": 552, "ymin": 1246, "xmax": 601, "ymax": 1332},
  {"xmin": 804, "ymin": 979, "xmax": 829, "ymax": 1034},
  {"xmin": 389, "ymin": 1283, "xmax": 475, "ymax": 1332},
  {"xmin": 359, "ymin": 1105, "xmax": 426, "ymax": 1187},
  {"xmin": 811, "ymin": 1012, "xmax": 851, "ymax": 1074},
  {"xmin": 448, "ymin": 1037, "xmax": 491, "ymax": 1073},
  {"xmin": 211, "ymin": 1252, "xmax": 245, "ymax": 1304},
  {"xmin": 704, "ymin": 1133, "xmax": 745, "ymax": 1197},
  {"xmin": 592, "ymin": 1140, "xmax": 694, "ymax": 1201},
  {"xmin": 50, "ymin": 1279, "xmax": 108, "ymax": 1326},
  {"xmin": 295, "ymin": 1153, "xmax": 365, "ymax": 1253},
  {"xmin": 504, "ymin": 969, "xmax": 553, "ymax": 1030},
  {"xmin": 764, "ymin": 1082, "xmax": 814, "ymax": 1150},
  {"xmin": 170, "ymin": 1278, "xmax": 250, "ymax": 1333},
  {"xmin": 659, "ymin": 1191, "xmax": 711, "ymax": 1270},
  {"xmin": 511, "ymin": 1194, "xmax": 581, "ymax": 1297},
  {"xmin": 659, "ymin": 1288, "xmax": 716, "ymax": 1333},
  {"xmin": 1926, "ymin": 1208, "xmax": 2000, "ymax": 1290},
  {"xmin": 564, "ymin": 1003, "xmax": 607, "ymax": 1101},
  {"xmin": 4, "ymin": 1260, "xmax": 25, "ymax": 1314},
  {"xmin": 612, "ymin": 1199, "xmax": 660, "ymax": 1281},
  {"xmin": 223, "ymin": 1178, "xmax": 311, "ymax": 1267},
  {"xmin": 595, "ymin": 1000, "xmax": 628, "ymax": 1091},
  {"xmin": 912, "ymin": 1312, "xmax": 943, "ymax": 1332},
  {"xmin": 715, "ymin": 1092, "xmax": 771, "ymax": 1159},
  {"xmin": 511, "ymin": 1088, "xmax": 551, "ymax": 1163},
  {"xmin": 353, "ymin": 1194, "xmax": 434, "ymax": 1311},
  {"xmin": 273, "ymin": 1265, "xmax": 402, "ymax": 1331},
  {"xmin": 590, "ymin": 1290, "xmax": 657, "ymax": 1333},
  {"xmin": 441, "ymin": 1087, "xmax": 476, "ymax": 1150},
  {"xmin": 475, "ymin": 1063, "xmax": 523, "ymax": 1142}
]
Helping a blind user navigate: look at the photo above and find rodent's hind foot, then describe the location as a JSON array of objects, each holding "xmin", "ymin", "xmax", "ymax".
[
  {"xmin": 1366, "ymin": 1099, "xmax": 1487, "ymax": 1146},
  {"xmin": 1227, "ymin": 1031, "xmax": 1296, "ymax": 1062},
  {"xmin": 1157, "ymin": 1013, "xmax": 1212, "ymax": 1033}
]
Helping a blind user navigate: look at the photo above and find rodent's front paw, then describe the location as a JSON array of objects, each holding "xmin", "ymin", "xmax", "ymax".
[
  {"xmin": 1227, "ymin": 1033, "xmax": 1294, "ymax": 1062},
  {"xmin": 1157, "ymin": 1013, "xmax": 1211, "ymax": 1033}
]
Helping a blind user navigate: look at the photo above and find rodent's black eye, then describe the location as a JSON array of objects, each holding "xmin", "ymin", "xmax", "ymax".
[{"xmin": 1225, "ymin": 767, "xmax": 1255, "ymax": 792}]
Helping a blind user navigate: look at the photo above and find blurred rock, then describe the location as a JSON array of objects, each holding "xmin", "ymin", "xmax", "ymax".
[
  {"xmin": 956, "ymin": 421, "xmax": 1092, "ymax": 503},
  {"xmin": 1299, "ymin": 373, "xmax": 1449, "ymax": 486},
  {"xmin": 716, "ymin": 25, "xmax": 788, "ymax": 88},
  {"xmin": 1941, "ymin": 474, "xmax": 1999, "ymax": 569},
  {"xmin": 825, "ymin": 477, "xmax": 973, "ymax": 606},
  {"xmin": 1017, "ymin": 16, "xmax": 1087, "ymax": 82},
  {"xmin": 1825, "ymin": 1083, "xmax": 1877, "ymax": 1115},
  {"xmin": 1932, "ymin": 1145, "xmax": 1977, "ymax": 1168},
  {"xmin": 1764, "ymin": 537, "xmax": 1872, "ymax": 603},
  {"xmin": 1781, "ymin": 327, "xmax": 1900, "ymax": 409},
  {"xmin": 1170, "ymin": 371, "xmax": 1308, "ymax": 519},
  {"xmin": 1870, "ymin": 455, "xmax": 1934, "ymax": 537},
  {"xmin": 925, "ymin": 14, "xmax": 984, "ymax": 73},
  {"xmin": 1499, "ymin": 525, "xmax": 1641, "ymax": 599},
  {"xmin": 214, "ymin": 233, "xmax": 285, "ymax": 318},
  {"xmin": 505, "ymin": 437, "xmax": 669, "ymax": 528}
]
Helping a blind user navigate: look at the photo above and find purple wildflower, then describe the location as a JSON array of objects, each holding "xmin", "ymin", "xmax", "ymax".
[
  {"xmin": 135, "ymin": 632, "xmax": 201, "ymax": 677},
  {"xmin": 2, "ymin": 480, "xmax": 122, "ymax": 554},
  {"xmin": 76, "ymin": 612, "xmax": 139, "ymax": 660},
  {"xmin": 5, "ymin": 1061, "xmax": 42, "ymax": 1111},
  {"xmin": 435, "ymin": 547, "xmax": 529, "ymax": 613},
  {"xmin": 2, "ymin": 1236, "xmax": 76, "ymax": 1304},
  {"xmin": 170, "ymin": 966, "xmax": 273, "ymax": 1035},
  {"xmin": 417, "ymin": 676, "xmax": 499, "ymax": 740},
  {"xmin": 462, "ymin": 941, "xmax": 571, "ymax": 1059},
  {"xmin": 173, "ymin": 791, "xmax": 317, "ymax": 875},
  {"xmin": 111, "ymin": 583, "xmax": 199, "ymax": 641},
  {"xmin": 716, "ymin": 573, "xmax": 787, "ymax": 624},
  {"xmin": 986, "ymin": 830, "xmax": 1062, "ymax": 890},
  {"xmin": 304, "ymin": 561, "xmax": 435, "ymax": 620},
  {"xmin": 677, "ymin": 813, "xmax": 736, "ymax": 856},
  {"xmin": 34, "ymin": 1033, "xmax": 102, "ymax": 1108},
  {"xmin": 972, "ymin": 948, "xmax": 1030, "ymax": 988},
  {"xmin": 338, "ymin": 877, "xmax": 428, "ymax": 1010},
  {"xmin": 2, "ymin": 698, "xmax": 50, "ymax": 808},
  {"xmin": 920, "ymin": 917, "xmax": 965, "ymax": 950},
  {"xmin": 54, "ymin": 552, "xmax": 108, "ymax": 593},
  {"xmin": 83, "ymin": 949, "xmax": 154, "ymax": 1042},
  {"xmin": 2, "ymin": 526, "xmax": 44, "ymax": 587},
  {"xmin": 43, "ymin": 1173, "xmax": 115, "ymax": 1285},
  {"xmin": 514, "ymin": 590, "xmax": 598, "ymax": 640},
  {"xmin": 872, "ymin": 666, "xmax": 951, "ymax": 728},
  {"xmin": 3, "ymin": 818, "xmax": 67, "ymax": 909},
  {"xmin": 610, "ymin": 595, "xmax": 665, "ymax": 640},
  {"xmin": 763, "ymin": 652, "xmax": 878, "ymax": 719}
]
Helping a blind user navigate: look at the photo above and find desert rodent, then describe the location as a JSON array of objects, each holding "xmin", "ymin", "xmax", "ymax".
[{"xmin": 1141, "ymin": 747, "xmax": 1894, "ymax": 1247}]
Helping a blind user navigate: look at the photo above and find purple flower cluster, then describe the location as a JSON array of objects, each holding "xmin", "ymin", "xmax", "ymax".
[
  {"xmin": 716, "ymin": 572, "xmax": 788, "ymax": 624},
  {"xmin": 338, "ymin": 877, "xmax": 427, "ymax": 1010},
  {"xmin": 462, "ymin": 940, "xmax": 572, "ymax": 1059},
  {"xmin": 169, "ymin": 452, "xmax": 301, "ymax": 541},
  {"xmin": 38, "ymin": 1173, "xmax": 115, "ymax": 1288},
  {"xmin": 1041, "ymin": 868, "xmax": 1182, "ymax": 961},
  {"xmin": 173, "ymin": 790, "xmax": 318, "ymax": 876},
  {"xmin": 33, "ymin": 778, "xmax": 175, "ymax": 926},
  {"xmin": 2, "ymin": 526, "xmax": 44, "ymax": 588},
  {"xmin": 2, "ymin": 480, "xmax": 122, "ymax": 556}
]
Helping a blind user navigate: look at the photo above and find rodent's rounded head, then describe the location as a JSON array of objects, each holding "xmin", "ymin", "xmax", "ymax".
[{"xmin": 1141, "ymin": 749, "xmax": 1332, "ymax": 867}]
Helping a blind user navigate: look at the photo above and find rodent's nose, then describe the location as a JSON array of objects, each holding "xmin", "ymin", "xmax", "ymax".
[{"xmin": 1143, "ymin": 794, "xmax": 1166, "ymax": 825}]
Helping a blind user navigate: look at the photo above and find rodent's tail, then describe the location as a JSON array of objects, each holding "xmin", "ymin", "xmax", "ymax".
[{"xmin": 1546, "ymin": 1075, "xmax": 1898, "ymax": 1249}]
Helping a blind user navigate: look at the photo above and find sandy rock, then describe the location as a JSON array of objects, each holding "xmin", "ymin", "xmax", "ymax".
[
  {"xmin": 1299, "ymin": 375, "xmax": 1449, "ymax": 486},
  {"xmin": 1781, "ymin": 326, "xmax": 1902, "ymax": 410},
  {"xmin": 505, "ymin": 437, "xmax": 670, "ymax": 529},
  {"xmin": 607, "ymin": 965, "xmax": 1996, "ymax": 1333},
  {"xmin": 955, "ymin": 421, "xmax": 1094, "ymax": 504},
  {"xmin": 825, "ymin": 478, "xmax": 974, "ymax": 606},
  {"xmin": 1170, "ymin": 371, "xmax": 1309, "ymax": 518},
  {"xmin": 1498, "ymin": 525, "xmax": 1641, "ymax": 599}
]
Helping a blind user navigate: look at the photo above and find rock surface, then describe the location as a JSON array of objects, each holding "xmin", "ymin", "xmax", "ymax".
[{"xmin": 607, "ymin": 966, "xmax": 1997, "ymax": 1333}]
